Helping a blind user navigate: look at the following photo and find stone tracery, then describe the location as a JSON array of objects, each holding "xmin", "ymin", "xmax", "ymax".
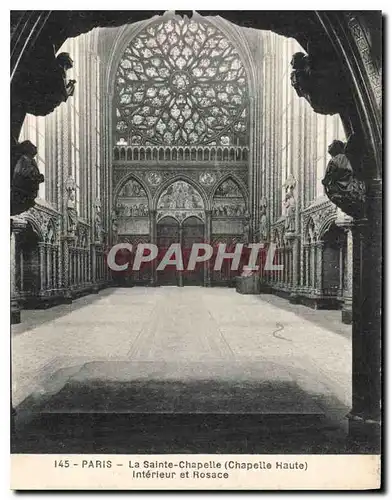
[{"xmin": 114, "ymin": 16, "xmax": 248, "ymax": 146}]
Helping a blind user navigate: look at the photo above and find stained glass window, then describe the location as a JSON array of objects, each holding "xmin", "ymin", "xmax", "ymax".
[{"xmin": 114, "ymin": 16, "xmax": 249, "ymax": 146}]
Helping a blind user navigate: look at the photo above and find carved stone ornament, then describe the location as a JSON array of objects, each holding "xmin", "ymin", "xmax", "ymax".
[
  {"xmin": 157, "ymin": 181, "xmax": 204, "ymax": 212},
  {"xmin": 94, "ymin": 198, "xmax": 102, "ymax": 243},
  {"xmin": 13, "ymin": 48, "xmax": 77, "ymax": 117},
  {"xmin": 290, "ymin": 50, "xmax": 350, "ymax": 115},
  {"xmin": 111, "ymin": 206, "xmax": 120, "ymax": 240},
  {"xmin": 157, "ymin": 209, "xmax": 205, "ymax": 224},
  {"xmin": 199, "ymin": 172, "xmax": 216, "ymax": 186},
  {"xmin": 146, "ymin": 172, "xmax": 162, "ymax": 187},
  {"xmin": 322, "ymin": 139, "xmax": 366, "ymax": 219},
  {"xmin": 11, "ymin": 140, "xmax": 45, "ymax": 215},
  {"xmin": 283, "ymin": 175, "xmax": 296, "ymax": 233},
  {"xmin": 65, "ymin": 176, "xmax": 78, "ymax": 236},
  {"xmin": 242, "ymin": 211, "xmax": 251, "ymax": 244},
  {"xmin": 259, "ymin": 197, "xmax": 268, "ymax": 241}
]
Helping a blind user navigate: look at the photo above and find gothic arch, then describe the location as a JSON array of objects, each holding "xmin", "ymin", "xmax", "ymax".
[
  {"xmin": 153, "ymin": 174, "xmax": 209, "ymax": 211},
  {"xmin": 183, "ymin": 213, "xmax": 204, "ymax": 225},
  {"xmin": 210, "ymin": 173, "xmax": 249, "ymax": 210},
  {"xmin": 10, "ymin": 12, "xmax": 382, "ymax": 179},
  {"xmin": 304, "ymin": 216, "xmax": 317, "ymax": 243},
  {"xmin": 113, "ymin": 173, "xmax": 152, "ymax": 208},
  {"xmin": 19, "ymin": 213, "xmax": 44, "ymax": 241},
  {"xmin": 108, "ymin": 13, "xmax": 255, "ymax": 148},
  {"xmin": 319, "ymin": 213, "xmax": 338, "ymax": 240},
  {"xmin": 105, "ymin": 12, "xmax": 257, "ymax": 102}
]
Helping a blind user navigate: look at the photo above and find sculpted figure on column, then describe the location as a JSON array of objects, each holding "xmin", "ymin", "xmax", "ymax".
[
  {"xmin": 111, "ymin": 206, "xmax": 120, "ymax": 243},
  {"xmin": 242, "ymin": 211, "xmax": 251, "ymax": 244},
  {"xmin": 94, "ymin": 198, "xmax": 102, "ymax": 243},
  {"xmin": 290, "ymin": 46, "xmax": 350, "ymax": 115},
  {"xmin": 283, "ymin": 175, "xmax": 296, "ymax": 233},
  {"xmin": 65, "ymin": 177, "xmax": 78, "ymax": 236},
  {"xmin": 259, "ymin": 198, "xmax": 268, "ymax": 242},
  {"xmin": 13, "ymin": 49, "xmax": 76, "ymax": 118},
  {"xmin": 11, "ymin": 140, "xmax": 44, "ymax": 215},
  {"xmin": 322, "ymin": 138, "xmax": 365, "ymax": 218}
]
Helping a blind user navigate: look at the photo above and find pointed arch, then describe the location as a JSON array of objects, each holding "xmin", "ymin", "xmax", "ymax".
[
  {"xmin": 113, "ymin": 173, "xmax": 152, "ymax": 208},
  {"xmin": 210, "ymin": 173, "xmax": 249, "ymax": 210},
  {"xmin": 153, "ymin": 174, "xmax": 209, "ymax": 211},
  {"xmin": 304, "ymin": 217, "xmax": 317, "ymax": 243}
]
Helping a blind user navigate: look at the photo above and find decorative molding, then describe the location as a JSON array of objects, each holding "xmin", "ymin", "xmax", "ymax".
[
  {"xmin": 18, "ymin": 202, "xmax": 61, "ymax": 244},
  {"xmin": 301, "ymin": 196, "xmax": 338, "ymax": 240},
  {"xmin": 346, "ymin": 13, "xmax": 382, "ymax": 110}
]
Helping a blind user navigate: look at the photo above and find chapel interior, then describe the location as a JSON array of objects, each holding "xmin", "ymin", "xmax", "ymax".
[{"xmin": 10, "ymin": 11, "xmax": 381, "ymax": 454}]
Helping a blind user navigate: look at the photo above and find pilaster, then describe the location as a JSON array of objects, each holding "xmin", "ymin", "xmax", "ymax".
[{"xmin": 10, "ymin": 218, "xmax": 27, "ymax": 324}]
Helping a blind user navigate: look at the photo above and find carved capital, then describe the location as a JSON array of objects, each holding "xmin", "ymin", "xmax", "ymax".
[{"xmin": 10, "ymin": 216, "xmax": 28, "ymax": 234}]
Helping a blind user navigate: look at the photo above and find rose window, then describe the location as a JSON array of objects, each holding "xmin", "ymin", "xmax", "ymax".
[{"xmin": 114, "ymin": 15, "xmax": 248, "ymax": 146}]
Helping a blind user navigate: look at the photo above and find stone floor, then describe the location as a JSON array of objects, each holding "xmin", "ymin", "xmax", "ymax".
[{"xmin": 12, "ymin": 287, "xmax": 354, "ymax": 453}]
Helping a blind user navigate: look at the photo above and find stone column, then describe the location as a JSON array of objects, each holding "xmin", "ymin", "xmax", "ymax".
[
  {"xmin": 61, "ymin": 237, "xmax": 73, "ymax": 302},
  {"xmin": 150, "ymin": 209, "xmax": 157, "ymax": 286},
  {"xmin": 178, "ymin": 225, "xmax": 183, "ymax": 287},
  {"xmin": 91, "ymin": 243, "xmax": 99, "ymax": 293},
  {"xmin": 309, "ymin": 243, "xmax": 315, "ymax": 289},
  {"xmin": 204, "ymin": 210, "xmax": 212, "ymax": 287},
  {"xmin": 301, "ymin": 243, "xmax": 309, "ymax": 289},
  {"xmin": 342, "ymin": 228, "xmax": 353, "ymax": 324},
  {"xmin": 348, "ymin": 178, "xmax": 382, "ymax": 445},
  {"xmin": 38, "ymin": 242, "xmax": 46, "ymax": 294},
  {"xmin": 46, "ymin": 244, "xmax": 51, "ymax": 292},
  {"xmin": 10, "ymin": 218, "xmax": 27, "ymax": 324},
  {"xmin": 315, "ymin": 240, "xmax": 324, "ymax": 295},
  {"xmin": 292, "ymin": 237, "xmax": 300, "ymax": 287}
]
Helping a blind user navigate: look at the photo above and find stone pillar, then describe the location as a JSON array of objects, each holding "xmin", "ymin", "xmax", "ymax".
[
  {"xmin": 204, "ymin": 210, "xmax": 212, "ymax": 287},
  {"xmin": 309, "ymin": 243, "xmax": 315, "ymax": 289},
  {"xmin": 10, "ymin": 218, "xmax": 27, "ymax": 324},
  {"xmin": 61, "ymin": 237, "xmax": 73, "ymax": 302},
  {"xmin": 301, "ymin": 243, "xmax": 309, "ymax": 289},
  {"xmin": 286, "ymin": 232, "xmax": 299, "ymax": 302},
  {"xmin": 348, "ymin": 178, "xmax": 382, "ymax": 446},
  {"xmin": 91, "ymin": 243, "xmax": 98, "ymax": 293},
  {"xmin": 292, "ymin": 237, "xmax": 300, "ymax": 288},
  {"xmin": 150, "ymin": 210, "xmax": 157, "ymax": 286},
  {"xmin": 46, "ymin": 244, "xmax": 51, "ymax": 291},
  {"xmin": 342, "ymin": 228, "xmax": 353, "ymax": 324},
  {"xmin": 38, "ymin": 242, "xmax": 46, "ymax": 294},
  {"xmin": 178, "ymin": 225, "xmax": 183, "ymax": 287},
  {"xmin": 315, "ymin": 240, "xmax": 324, "ymax": 295}
]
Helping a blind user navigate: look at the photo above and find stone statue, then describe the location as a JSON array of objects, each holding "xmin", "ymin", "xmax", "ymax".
[
  {"xmin": 284, "ymin": 192, "xmax": 296, "ymax": 233},
  {"xmin": 322, "ymin": 139, "xmax": 365, "ymax": 218},
  {"xmin": 259, "ymin": 198, "xmax": 268, "ymax": 241},
  {"xmin": 243, "ymin": 211, "xmax": 251, "ymax": 244},
  {"xmin": 282, "ymin": 175, "xmax": 296, "ymax": 233},
  {"xmin": 65, "ymin": 176, "xmax": 78, "ymax": 236},
  {"xmin": 13, "ymin": 47, "xmax": 77, "ymax": 117},
  {"xmin": 56, "ymin": 52, "xmax": 77, "ymax": 100},
  {"xmin": 111, "ymin": 206, "xmax": 120, "ymax": 241},
  {"xmin": 11, "ymin": 140, "xmax": 44, "ymax": 215},
  {"xmin": 94, "ymin": 198, "xmax": 102, "ymax": 243},
  {"xmin": 290, "ymin": 50, "xmax": 348, "ymax": 115}
]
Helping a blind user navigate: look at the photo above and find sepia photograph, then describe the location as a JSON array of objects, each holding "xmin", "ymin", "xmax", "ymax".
[{"xmin": 9, "ymin": 7, "xmax": 382, "ymax": 490}]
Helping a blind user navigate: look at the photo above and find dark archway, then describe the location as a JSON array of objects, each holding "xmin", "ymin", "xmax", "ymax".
[
  {"xmin": 10, "ymin": 9, "xmax": 382, "ymax": 445},
  {"xmin": 156, "ymin": 216, "xmax": 180, "ymax": 286},
  {"xmin": 182, "ymin": 216, "xmax": 205, "ymax": 287}
]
